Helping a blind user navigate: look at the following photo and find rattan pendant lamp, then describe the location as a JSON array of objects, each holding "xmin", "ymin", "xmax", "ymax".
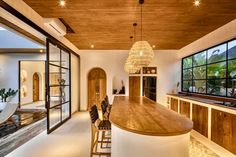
[
  {"xmin": 124, "ymin": 24, "xmax": 141, "ymax": 74},
  {"xmin": 129, "ymin": 0, "xmax": 154, "ymax": 67}
]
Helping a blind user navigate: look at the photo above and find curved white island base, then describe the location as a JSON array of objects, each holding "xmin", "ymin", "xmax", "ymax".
[{"xmin": 111, "ymin": 124, "xmax": 190, "ymax": 157}]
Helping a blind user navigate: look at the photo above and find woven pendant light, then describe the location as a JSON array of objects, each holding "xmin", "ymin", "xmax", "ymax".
[
  {"xmin": 124, "ymin": 57, "xmax": 141, "ymax": 74},
  {"xmin": 129, "ymin": 41, "xmax": 154, "ymax": 67},
  {"xmin": 129, "ymin": 0, "xmax": 154, "ymax": 67}
]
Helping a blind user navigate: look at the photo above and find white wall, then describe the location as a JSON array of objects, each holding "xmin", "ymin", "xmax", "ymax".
[
  {"xmin": 151, "ymin": 50, "xmax": 179, "ymax": 105},
  {"xmin": 20, "ymin": 61, "xmax": 45, "ymax": 105},
  {"xmin": 79, "ymin": 50, "xmax": 179, "ymax": 110},
  {"xmin": 80, "ymin": 50, "xmax": 129, "ymax": 110},
  {"xmin": 71, "ymin": 54, "xmax": 80, "ymax": 113},
  {"xmin": 0, "ymin": 53, "xmax": 46, "ymax": 103}
]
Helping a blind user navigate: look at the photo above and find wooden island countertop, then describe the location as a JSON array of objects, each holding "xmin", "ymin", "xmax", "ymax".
[{"xmin": 110, "ymin": 96, "xmax": 193, "ymax": 136}]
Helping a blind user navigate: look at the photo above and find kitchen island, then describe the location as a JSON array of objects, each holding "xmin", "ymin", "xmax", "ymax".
[{"xmin": 110, "ymin": 96, "xmax": 193, "ymax": 157}]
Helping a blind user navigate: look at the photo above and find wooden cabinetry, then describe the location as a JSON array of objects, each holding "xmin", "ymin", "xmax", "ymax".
[
  {"xmin": 179, "ymin": 100, "xmax": 190, "ymax": 118},
  {"xmin": 192, "ymin": 104, "xmax": 208, "ymax": 137},
  {"xmin": 143, "ymin": 76, "xmax": 156, "ymax": 101},
  {"xmin": 170, "ymin": 98, "xmax": 178, "ymax": 112},
  {"xmin": 211, "ymin": 109, "xmax": 236, "ymax": 154},
  {"xmin": 129, "ymin": 76, "xmax": 140, "ymax": 97}
]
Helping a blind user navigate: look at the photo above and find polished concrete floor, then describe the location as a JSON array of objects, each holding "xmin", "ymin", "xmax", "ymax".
[{"xmin": 5, "ymin": 112, "xmax": 235, "ymax": 157}]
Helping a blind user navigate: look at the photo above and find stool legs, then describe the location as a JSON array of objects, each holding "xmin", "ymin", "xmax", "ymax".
[
  {"xmin": 101, "ymin": 131, "xmax": 111, "ymax": 149},
  {"xmin": 90, "ymin": 126, "xmax": 111, "ymax": 157}
]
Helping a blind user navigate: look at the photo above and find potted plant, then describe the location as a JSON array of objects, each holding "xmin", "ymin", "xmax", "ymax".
[{"xmin": 0, "ymin": 88, "xmax": 18, "ymax": 110}]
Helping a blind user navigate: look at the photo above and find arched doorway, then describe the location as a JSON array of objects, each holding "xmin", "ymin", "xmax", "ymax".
[
  {"xmin": 33, "ymin": 73, "xmax": 40, "ymax": 102},
  {"xmin": 88, "ymin": 68, "xmax": 106, "ymax": 110}
]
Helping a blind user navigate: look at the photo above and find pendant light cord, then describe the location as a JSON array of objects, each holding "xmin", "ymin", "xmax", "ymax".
[
  {"xmin": 133, "ymin": 23, "xmax": 137, "ymax": 43},
  {"xmin": 141, "ymin": 4, "xmax": 143, "ymax": 41},
  {"xmin": 141, "ymin": 2, "xmax": 143, "ymax": 41}
]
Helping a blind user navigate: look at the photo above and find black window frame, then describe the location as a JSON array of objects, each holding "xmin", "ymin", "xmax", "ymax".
[{"xmin": 181, "ymin": 37, "xmax": 236, "ymax": 98}]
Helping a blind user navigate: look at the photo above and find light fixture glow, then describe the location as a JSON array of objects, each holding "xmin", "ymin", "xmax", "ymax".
[
  {"xmin": 140, "ymin": 51, "xmax": 143, "ymax": 56},
  {"xmin": 59, "ymin": 0, "xmax": 66, "ymax": 7},
  {"xmin": 152, "ymin": 45, "xmax": 156, "ymax": 48},
  {"xmin": 0, "ymin": 27, "xmax": 6, "ymax": 31},
  {"xmin": 39, "ymin": 50, "xmax": 43, "ymax": 53},
  {"xmin": 90, "ymin": 45, "xmax": 94, "ymax": 48},
  {"xmin": 194, "ymin": 0, "xmax": 200, "ymax": 6}
]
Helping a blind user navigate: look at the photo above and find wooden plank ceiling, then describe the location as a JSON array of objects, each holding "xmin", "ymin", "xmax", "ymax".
[{"xmin": 23, "ymin": 0, "xmax": 236, "ymax": 50}]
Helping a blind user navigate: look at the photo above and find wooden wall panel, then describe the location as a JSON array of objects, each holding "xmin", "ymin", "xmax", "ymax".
[
  {"xmin": 192, "ymin": 104, "xmax": 208, "ymax": 137},
  {"xmin": 129, "ymin": 76, "xmax": 140, "ymax": 97},
  {"xmin": 179, "ymin": 100, "xmax": 190, "ymax": 118},
  {"xmin": 211, "ymin": 109, "xmax": 236, "ymax": 154}
]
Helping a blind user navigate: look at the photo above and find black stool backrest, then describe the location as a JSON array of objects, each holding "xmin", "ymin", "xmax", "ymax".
[
  {"xmin": 101, "ymin": 100, "xmax": 108, "ymax": 115},
  {"xmin": 89, "ymin": 105, "xmax": 99, "ymax": 124},
  {"xmin": 105, "ymin": 95, "xmax": 109, "ymax": 105}
]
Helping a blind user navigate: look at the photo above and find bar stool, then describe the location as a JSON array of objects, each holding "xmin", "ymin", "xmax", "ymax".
[
  {"xmin": 89, "ymin": 105, "xmax": 111, "ymax": 157},
  {"xmin": 104, "ymin": 95, "xmax": 112, "ymax": 112},
  {"xmin": 101, "ymin": 100, "xmax": 109, "ymax": 120}
]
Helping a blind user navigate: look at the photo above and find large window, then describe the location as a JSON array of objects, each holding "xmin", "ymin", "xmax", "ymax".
[{"xmin": 182, "ymin": 39, "xmax": 236, "ymax": 98}]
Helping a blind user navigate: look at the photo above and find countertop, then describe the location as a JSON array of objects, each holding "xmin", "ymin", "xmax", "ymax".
[
  {"xmin": 109, "ymin": 96, "xmax": 193, "ymax": 136},
  {"xmin": 167, "ymin": 93, "xmax": 236, "ymax": 110}
]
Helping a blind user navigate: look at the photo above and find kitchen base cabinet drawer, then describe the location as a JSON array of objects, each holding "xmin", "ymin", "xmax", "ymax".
[
  {"xmin": 192, "ymin": 104, "xmax": 208, "ymax": 137},
  {"xmin": 211, "ymin": 109, "xmax": 236, "ymax": 154},
  {"xmin": 180, "ymin": 100, "xmax": 190, "ymax": 118},
  {"xmin": 170, "ymin": 98, "xmax": 178, "ymax": 112}
]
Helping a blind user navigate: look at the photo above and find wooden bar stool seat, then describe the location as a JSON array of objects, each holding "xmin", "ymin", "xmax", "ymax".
[{"xmin": 97, "ymin": 120, "xmax": 111, "ymax": 130}]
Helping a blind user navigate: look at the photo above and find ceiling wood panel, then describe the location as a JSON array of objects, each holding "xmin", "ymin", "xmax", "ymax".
[{"xmin": 23, "ymin": 0, "xmax": 236, "ymax": 50}]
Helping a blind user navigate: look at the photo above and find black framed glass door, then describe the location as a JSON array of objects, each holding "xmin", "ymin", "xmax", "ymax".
[{"xmin": 46, "ymin": 39, "xmax": 71, "ymax": 134}]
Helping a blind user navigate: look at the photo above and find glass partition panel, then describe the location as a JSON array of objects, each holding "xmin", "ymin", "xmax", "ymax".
[
  {"xmin": 49, "ymin": 44, "xmax": 60, "ymax": 66},
  {"xmin": 61, "ymin": 50, "xmax": 70, "ymax": 68},
  {"xmin": 61, "ymin": 68, "xmax": 70, "ymax": 85},
  {"xmin": 47, "ymin": 40, "xmax": 71, "ymax": 134},
  {"xmin": 49, "ymin": 107, "xmax": 61, "ymax": 129},
  {"xmin": 62, "ymin": 103, "xmax": 70, "ymax": 121}
]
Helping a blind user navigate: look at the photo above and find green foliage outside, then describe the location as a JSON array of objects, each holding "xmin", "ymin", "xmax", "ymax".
[{"xmin": 182, "ymin": 42, "xmax": 236, "ymax": 97}]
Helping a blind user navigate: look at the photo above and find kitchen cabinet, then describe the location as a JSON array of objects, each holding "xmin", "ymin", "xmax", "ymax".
[
  {"xmin": 180, "ymin": 100, "xmax": 190, "ymax": 118},
  {"xmin": 192, "ymin": 104, "xmax": 208, "ymax": 137},
  {"xmin": 170, "ymin": 98, "xmax": 178, "ymax": 112},
  {"xmin": 211, "ymin": 109, "xmax": 236, "ymax": 154}
]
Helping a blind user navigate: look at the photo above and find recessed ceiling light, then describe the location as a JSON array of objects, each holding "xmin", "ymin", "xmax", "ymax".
[
  {"xmin": 90, "ymin": 45, "xmax": 94, "ymax": 48},
  {"xmin": 59, "ymin": 0, "xmax": 66, "ymax": 7},
  {"xmin": 39, "ymin": 50, "xmax": 43, "ymax": 53},
  {"xmin": 152, "ymin": 45, "xmax": 156, "ymax": 48},
  {"xmin": 194, "ymin": 0, "xmax": 200, "ymax": 6}
]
